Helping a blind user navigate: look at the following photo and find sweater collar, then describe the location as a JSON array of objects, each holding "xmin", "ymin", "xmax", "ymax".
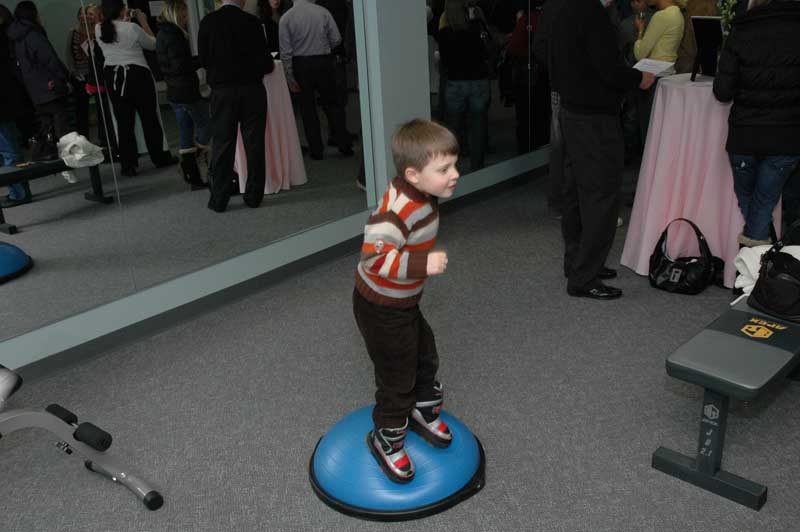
[{"xmin": 392, "ymin": 176, "xmax": 432, "ymax": 204}]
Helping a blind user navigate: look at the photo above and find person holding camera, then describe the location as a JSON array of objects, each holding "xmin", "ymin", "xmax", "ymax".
[{"xmin": 96, "ymin": 0, "xmax": 175, "ymax": 177}]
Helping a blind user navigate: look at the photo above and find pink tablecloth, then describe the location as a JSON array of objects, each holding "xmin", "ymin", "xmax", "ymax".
[
  {"xmin": 620, "ymin": 74, "xmax": 779, "ymax": 288},
  {"xmin": 234, "ymin": 61, "xmax": 307, "ymax": 194}
]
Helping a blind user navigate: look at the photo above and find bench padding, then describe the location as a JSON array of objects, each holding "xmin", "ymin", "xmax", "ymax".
[{"xmin": 666, "ymin": 301, "xmax": 800, "ymax": 400}]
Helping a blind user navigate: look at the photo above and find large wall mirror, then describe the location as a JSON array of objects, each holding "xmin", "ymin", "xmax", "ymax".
[
  {"xmin": 0, "ymin": 0, "xmax": 371, "ymax": 341},
  {"xmin": 1, "ymin": 0, "xmax": 547, "ymax": 368}
]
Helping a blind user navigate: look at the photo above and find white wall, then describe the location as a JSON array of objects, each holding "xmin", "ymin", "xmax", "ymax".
[
  {"xmin": 37, "ymin": 0, "xmax": 85, "ymax": 67},
  {"xmin": 362, "ymin": 0, "xmax": 430, "ymax": 192}
]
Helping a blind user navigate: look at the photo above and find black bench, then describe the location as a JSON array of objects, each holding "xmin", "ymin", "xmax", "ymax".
[
  {"xmin": 653, "ymin": 300, "xmax": 800, "ymax": 510},
  {"xmin": 0, "ymin": 159, "xmax": 113, "ymax": 234}
]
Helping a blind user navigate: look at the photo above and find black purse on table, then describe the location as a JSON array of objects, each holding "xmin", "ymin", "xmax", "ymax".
[{"xmin": 649, "ymin": 218, "xmax": 724, "ymax": 295}]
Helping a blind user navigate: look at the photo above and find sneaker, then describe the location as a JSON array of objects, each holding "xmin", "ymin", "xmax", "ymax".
[
  {"xmin": 617, "ymin": 216, "xmax": 624, "ymax": 228},
  {"xmin": 61, "ymin": 171, "xmax": 78, "ymax": 184},
  {"xmin": 410, "ymin": 381, "xmax": 453, "ymax": 448},
  {"xmin": 367, "ymin": 421, "xmax": 415, "ymax": 483},
  {"xmin": 355, "ymin": 179, "xmax": 366, "ymax": 191}
]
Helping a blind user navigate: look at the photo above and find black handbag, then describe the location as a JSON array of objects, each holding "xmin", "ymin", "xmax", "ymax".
[
  {"xmin": 748, "ymin": 223, "xmax": 800, "ymax": 322},
  {"xmin": 649, "ymin": 218, "xmax": 724, "ymax": 295}
]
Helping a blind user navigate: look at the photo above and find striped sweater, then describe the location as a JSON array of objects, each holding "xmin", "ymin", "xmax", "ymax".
[{"xmin": 355, "ymin": 177, "xmax": 439, "ymax": 308}]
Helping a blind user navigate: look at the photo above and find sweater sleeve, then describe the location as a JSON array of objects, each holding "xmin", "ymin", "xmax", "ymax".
[
  {"xmin": 634, "ymin": 11, "xmax": 668, "ymax": 60},
  {"xmin": 360, "ymin": 195, "xmax": 430, "ymax": 281},
  {"xmin": 31, "ymin": 32, "xmax": 69, "ymax": 82},
  {"xmin": 712, "ymin": 31, "xmax": 738, "ymax": 103},
  {"xmin": 135, "ymin": 24, "xmax": 156, "ymax": 51}
]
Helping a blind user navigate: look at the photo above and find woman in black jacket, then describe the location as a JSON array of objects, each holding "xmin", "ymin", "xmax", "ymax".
[
  {"xmin": 156, "ymin": 0, "xmax": 208, "ymax": 189},
  {"xmin": 7, "ymin": 1, "xmax": 70, "ymax": 160},
  {"xmin": 0, "ymin": 3, "xmax": 30, "ymax": 206},
  {"xmin": 713, "ymin": 0, "xmax": 800, "ymax": 247}
]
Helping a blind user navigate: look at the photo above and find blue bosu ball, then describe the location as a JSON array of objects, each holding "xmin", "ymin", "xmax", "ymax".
[
  {"xmin": 0, "ymin": 243, "xmax": 33, "ymax": 285},
  {"xmin": 309, "ymin": 406, "xmax": 485, "ymax": 521}
]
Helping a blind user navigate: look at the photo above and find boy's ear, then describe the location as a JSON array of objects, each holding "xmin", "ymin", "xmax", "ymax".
[{"xmin": 404, "ymin": 166, "xmax": 420, "ymax": 184}]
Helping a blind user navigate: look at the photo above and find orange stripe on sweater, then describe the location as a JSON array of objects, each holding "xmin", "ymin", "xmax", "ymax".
[
  {"xmin": 364, "ymin": 270, "xmax": 424, "ymax": 290},
  {"xmin": 389, "ymin": 255, "xmax": 401, "ymax": 278}
]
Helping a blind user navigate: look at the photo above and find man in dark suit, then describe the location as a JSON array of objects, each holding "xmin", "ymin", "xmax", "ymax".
[
  {"xmin": 198, "ymin": 0, "xmax": 274, "ymax": 213},
  {"xmin": 538, "ymin": 0, "xmax": 654, "ymax": 300}
]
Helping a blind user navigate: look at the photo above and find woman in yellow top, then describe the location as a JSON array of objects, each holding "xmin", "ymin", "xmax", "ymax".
[{"xmin": 634, "ymin": 0, "xmax": 685, "ymax": 62}]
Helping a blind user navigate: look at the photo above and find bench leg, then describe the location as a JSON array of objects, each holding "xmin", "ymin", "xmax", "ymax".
[
  {"xmin": 652, "ymin": 388, "xmax": 767, "ymax": 510},
  {"xmin": 0, "ymin": 205, "xmax": 17, "ymax": 235},
  {"xmin": 84, "ymin": 165, "xmax": 113, "ymax": 204}
]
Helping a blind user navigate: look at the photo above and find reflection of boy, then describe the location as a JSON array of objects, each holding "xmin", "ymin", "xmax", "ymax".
[{"xmin": 353, "ymin": 119, "xmax": 460, "ymax": 483}]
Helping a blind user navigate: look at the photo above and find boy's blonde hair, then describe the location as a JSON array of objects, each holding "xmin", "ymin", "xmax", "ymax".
[{"xmin": 392, "ymin": 119, "xmax": 459, "ymax": 177}]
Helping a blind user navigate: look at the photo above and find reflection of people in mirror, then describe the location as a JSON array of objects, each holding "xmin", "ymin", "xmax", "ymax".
[
  {"xmin": 278, "ymin": 0, "xmax": 353, "ymax": 160},
  {"xmin": 156, "ymin": 0, "xmax": 211, "ymax": 190},
  {"xmin": 198, "ymin": 0, "xmax": 274, "ymax": 212}
]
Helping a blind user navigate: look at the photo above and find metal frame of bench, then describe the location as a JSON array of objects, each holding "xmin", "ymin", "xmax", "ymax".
[
  {"xmin": 653, "ymin": 303, "xmax": 800, "ymax": 510},
  {"xmin": 0, "ymin": 160, "xmax": 113, "ymax": 235}
]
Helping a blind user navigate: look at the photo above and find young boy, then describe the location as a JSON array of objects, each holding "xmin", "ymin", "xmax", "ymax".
[{"xmin": 353, "ymin": 119, "xmax": 460, "ymax": 483}]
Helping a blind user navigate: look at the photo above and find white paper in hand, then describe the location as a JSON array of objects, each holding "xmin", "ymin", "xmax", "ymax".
[{"xmin": 634, "ymin": 59, "xmax": 676, "ymax": 77}]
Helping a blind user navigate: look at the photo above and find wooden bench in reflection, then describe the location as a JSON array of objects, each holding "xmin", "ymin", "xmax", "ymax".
[{"xmin": 0, "ymin": 157, "xmax": 113, "ymax": 235}]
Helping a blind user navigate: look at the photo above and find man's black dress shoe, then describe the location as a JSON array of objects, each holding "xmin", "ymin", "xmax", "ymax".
[
  {"xmin": 564, "ymin": 266, "xmax": 618, "ymax": 279},
  {"xmin": 598, "ymin": 266, "xmax": 617, "ymax": 280},
  {"xmin": 567, "ymin": 282, "xmax": 623, "ymax": 300}
]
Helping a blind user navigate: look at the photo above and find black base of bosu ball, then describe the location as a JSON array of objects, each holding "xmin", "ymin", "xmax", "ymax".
[{"xmin": 309, "ymin": 406, "xmax": 485, "ymax": 521}]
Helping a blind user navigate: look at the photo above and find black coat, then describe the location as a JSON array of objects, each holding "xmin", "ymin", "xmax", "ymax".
[
  {"xmin": 0, "ymin": 23, "xmax": 20, "ymax": 121},
  {"xmin": 6, "ymin": 19, "xmax": 69, "ymax": 106},
  {"xmin": 713, "ymin": 1, "xmax": 800, "ymax": 156},
  {"xmin": 536, "ymin": 0, "xmax": 641, "ymax": 115},
  {"xmin": 155, "ymin": 22, "xmax": 201, "ymax": 104},
  {"xmin": 198, "ymin": 5, "xmax": 274, "ymax": 89}
]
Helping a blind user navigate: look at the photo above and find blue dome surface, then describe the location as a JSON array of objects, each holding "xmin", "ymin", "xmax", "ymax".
[
  {"xmin": 0, "ymin": 243, "xmax": 32, "ymax": 284},
  {"xmin": 310, "ymin": 406, "xmax": 484, "ymax": 519}
]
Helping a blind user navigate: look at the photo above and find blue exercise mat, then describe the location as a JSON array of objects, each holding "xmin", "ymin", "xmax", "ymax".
[
  {"xmin": 0, "ymin": 243, "xmax": 33, "ymax": 284},
  {"xmin": 310, "ymin": 405, "xmax": 485, "ymax": 520}
]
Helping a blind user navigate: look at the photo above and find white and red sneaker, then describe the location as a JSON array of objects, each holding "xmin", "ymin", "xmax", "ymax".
[
  {"xmin": 367, "ymin": 421, "xmax": 415, "ymax": 483},
  {"xmin": 410, "ymin": 382, "xmax": 453, "ymax": 448}
]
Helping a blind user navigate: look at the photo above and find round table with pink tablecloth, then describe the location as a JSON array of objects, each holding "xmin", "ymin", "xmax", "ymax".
[
  {"xmin": 620, "ymin": 73, "xmax": 779, "ymax": 289},
  {"xmin": 234, "ymin": 60, "xmax": 307, "ymax": 194}
]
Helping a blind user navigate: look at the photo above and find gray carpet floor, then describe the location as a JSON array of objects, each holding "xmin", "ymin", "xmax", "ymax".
[{"xmin": 1, "ymin": 174, "xmax": 797, "ymax": 532}]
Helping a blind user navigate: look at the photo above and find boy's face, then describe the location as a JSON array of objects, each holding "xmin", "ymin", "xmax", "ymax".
[{"xmin": 405, "ymin": 154, "xmax": 460, "ymax": 199}]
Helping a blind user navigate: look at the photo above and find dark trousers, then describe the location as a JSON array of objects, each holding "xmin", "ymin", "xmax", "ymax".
[
  {"xmin": 353, "ymin": 289, "xmax": 439, "ymax": 429},
  {"xmin": 34, "ymin": 98, "xmax": 70, "ymax": 140},
  {"xmin": 560, "ymin": 108, "xmax": 624, "ymax": 289},
  {"xmin": 74, "ymin": 84, "xmax": 117, "ymax": 152},
  {"xmin": 513, "ymin": 63, "xmax": 551, "ymax": 155},
  {"xmin": 209, "ymin": 83, "xmax": 267, "ymax": 210},
  {"xmin": 73, "ymin": 80, "xmax": 90, "ymax": 138},
  {"xmin": 104, "ymin": 64, "xmax": 170, "ymax": 170},
  {"xmin": 548, "ymin": 91, "xmax": 565, "ymax": 213},
  {"xmin": 293, "ymin": 55, "xmax": 349, "ymax": 157},
  {"xmin": 636, "ymin": 82, "xmax": 657, "ymax": 148}
]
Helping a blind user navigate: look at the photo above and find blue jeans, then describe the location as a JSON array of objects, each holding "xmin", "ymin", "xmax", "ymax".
[
  {"xmin": 444, "ymin": 79, "xmax": 490, "ymax": 171},
  {"xmin": 729, "ymin": 153, "xmax": 800, "ymax": 241},
  {"xmin": 170, "ymin": 100, "xmax": 211, "ymax": 151},
  {"xmin": 0, "ymin": 121, "xmax": 26, "ymax": 200}
]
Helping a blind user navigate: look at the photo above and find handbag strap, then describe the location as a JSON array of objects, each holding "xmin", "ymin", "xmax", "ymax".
[{"xmin": 656, "ymin": 218, "xmax": 713, "ymax": 261}]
